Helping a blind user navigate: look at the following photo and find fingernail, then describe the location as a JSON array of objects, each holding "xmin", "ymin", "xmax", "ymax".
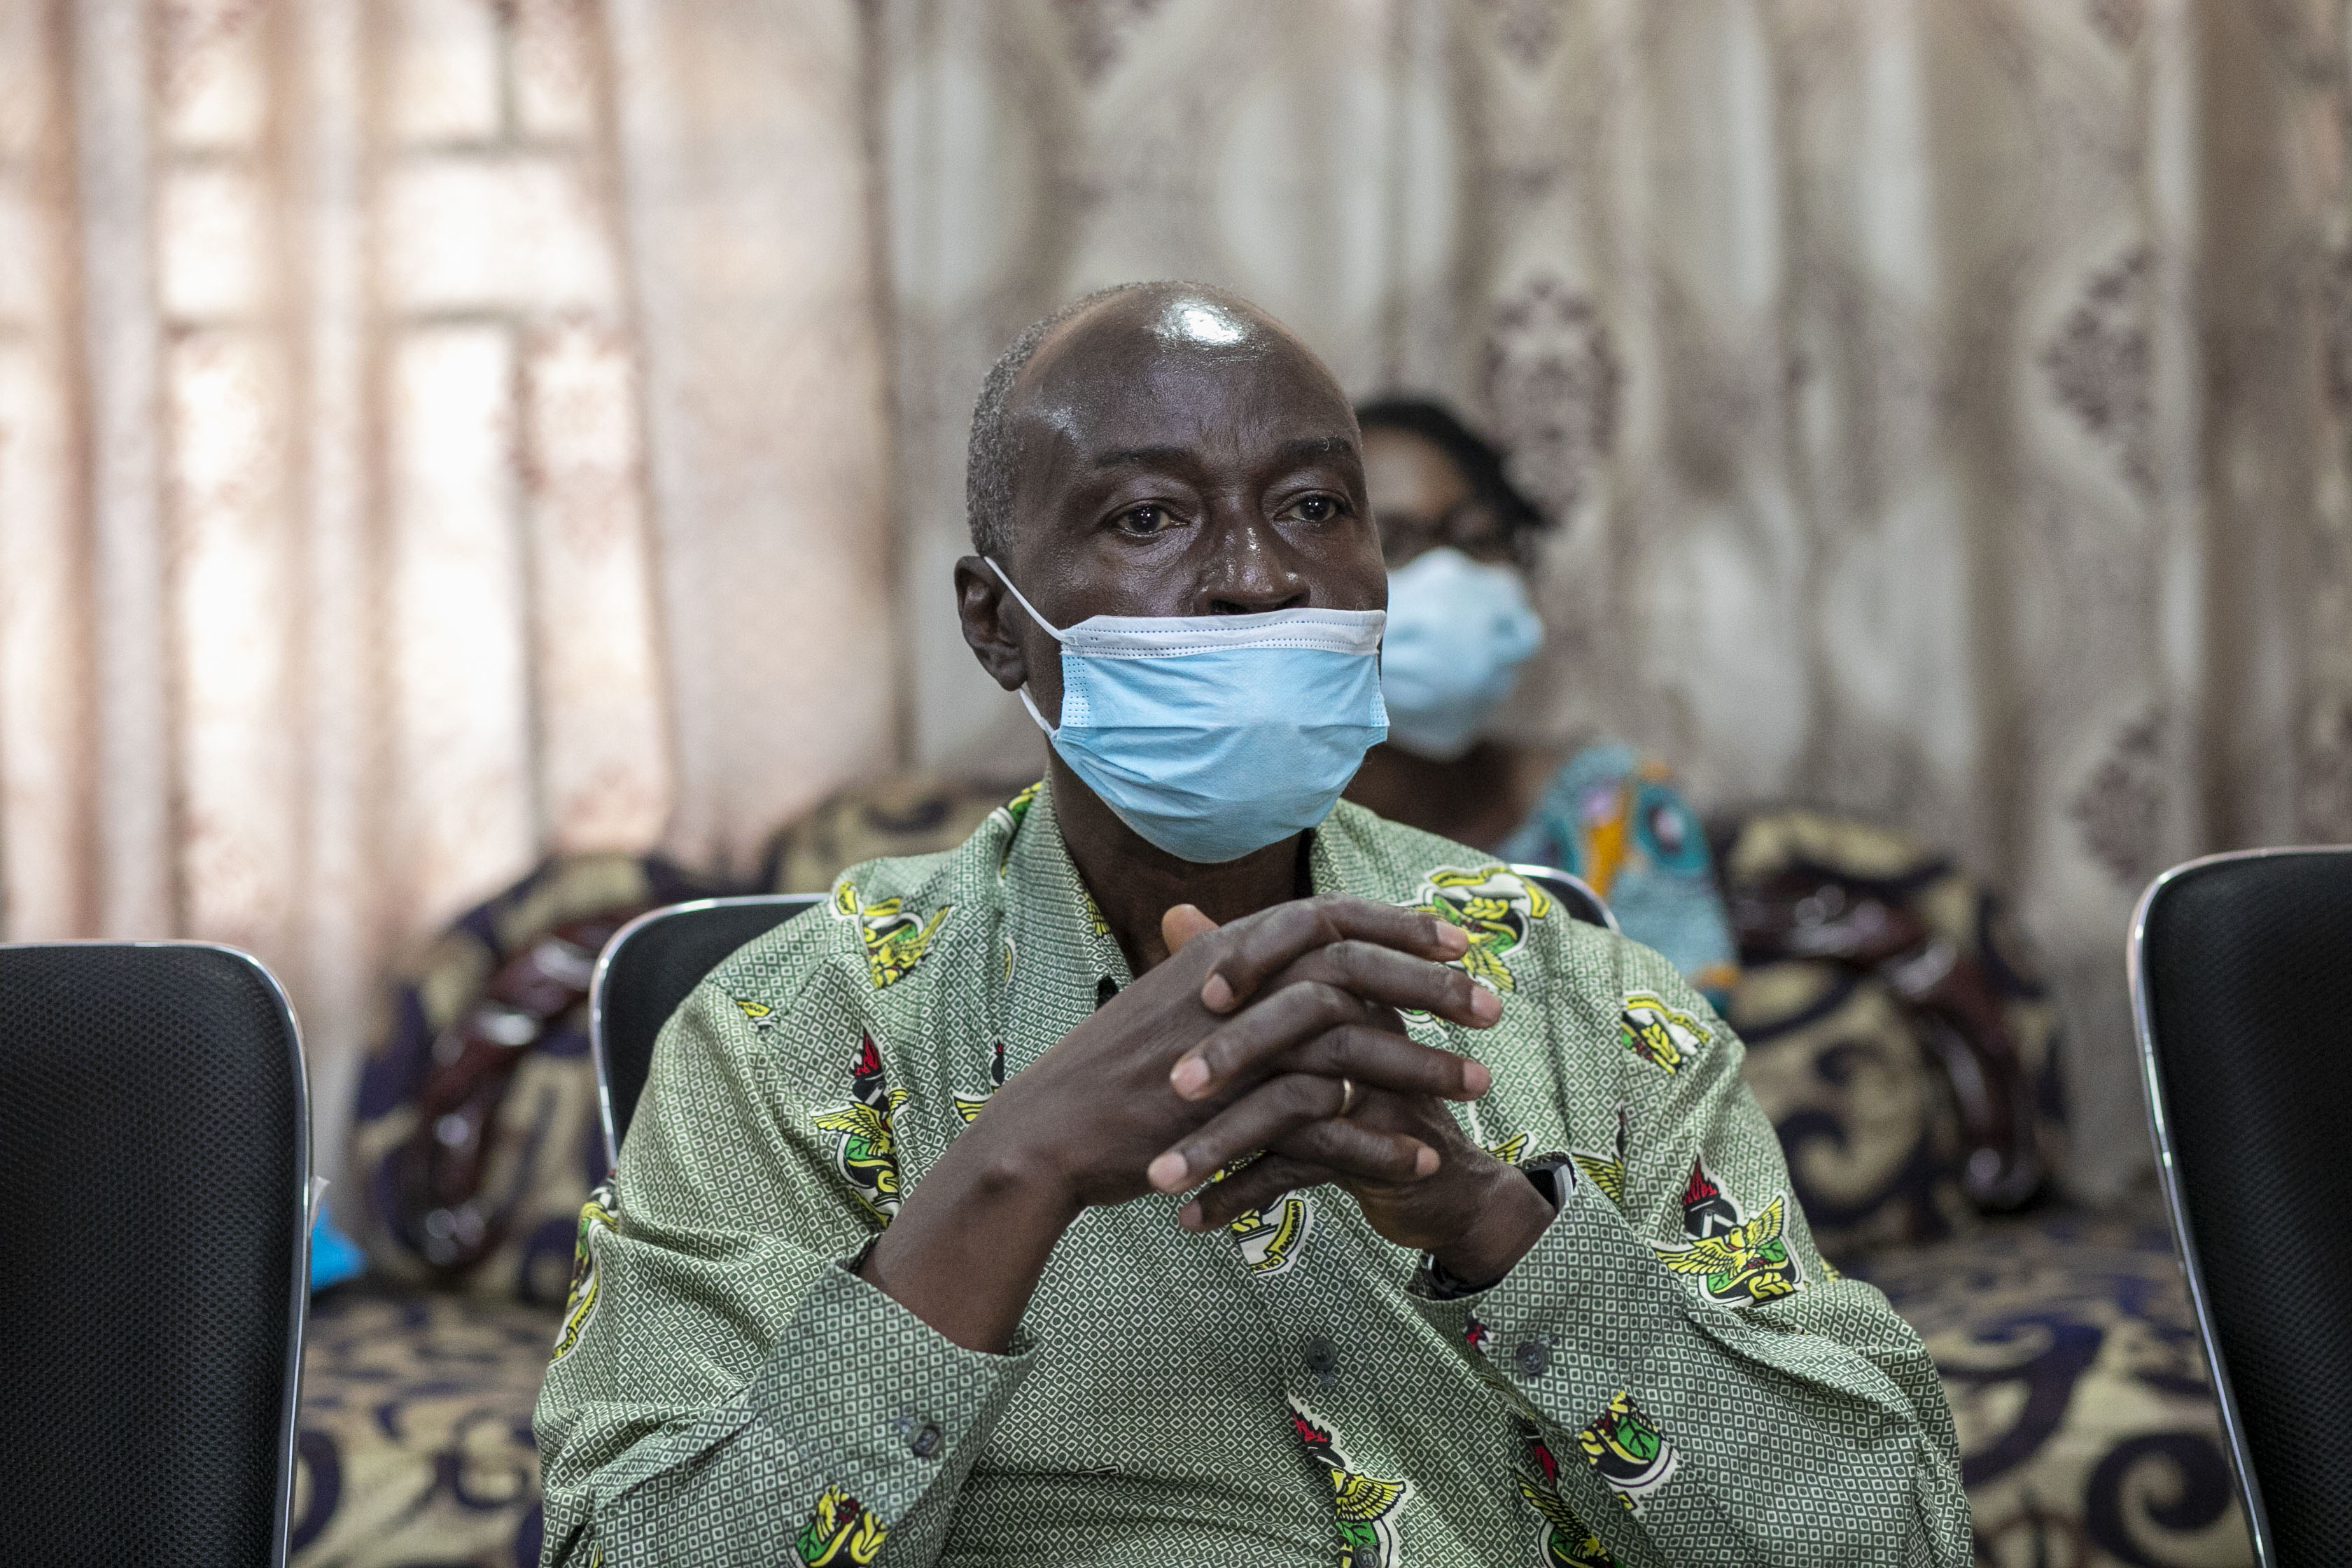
[
  {"xmin": 1471, "ymin": 988, "xmax": 1502, "ymax": 1025},
  {"xmin": 1462, "ymin": 1060, "xmax": 1492, "ymax": 1096},
  {"xmin": 1201, "ymin": 973, "xmax": 1235, "ymax": 1011},
  {"xmin": 1434, "ymin": 926, "xmax": 1469, "ymax": 956},
  {"xmin": 1413, "ymin": 1145, "xmax": 1439, "ymax": 1177},
  {"xmin": 1147, "ymin": 1151, "xmax": 1189, "ymax": 1192},
  {"xmin": 1170, "ymin": 1056, "xmax": 1210, "ymax": 1098}
]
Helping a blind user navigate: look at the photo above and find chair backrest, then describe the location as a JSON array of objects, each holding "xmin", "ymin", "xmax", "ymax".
[
  {"xmin": 2132, "ymin": 847, "xmax": 2352, "ymax": 1568},
  {"xmin": 590, "ymin": 895, "xmax": 825, "ymax": 1168},
  {"xmin": 1511, "ymin": 863, "xmax": 1618, "ymax": 932},
  {"xmin": 0, "ymin": 942, "xmax": 309, "ymax": 1567}
]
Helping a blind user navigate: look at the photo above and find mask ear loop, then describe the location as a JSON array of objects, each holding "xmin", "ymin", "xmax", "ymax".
[{"xmin": 985, "ymin": 558, "xmax": 1067, "ymax": 736}]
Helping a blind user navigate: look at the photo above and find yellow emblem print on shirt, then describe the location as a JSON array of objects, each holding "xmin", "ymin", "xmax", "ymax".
[
  {"xmin": 811, "ymin": 1034, "xmax": 911, "ymax": 1221},
  {"xmin": 1404, "ymin": 864, "xmax": 1554, "ymax": 997},
  {"xmin": 1484, "ymin": 1131, "xmax": 1530, "ymax": 1166},
  {"xmin": 1212, "ymin": 1164, "xmax": 1317, "ymax": 1275},
  {"xmin": 1229, "ymin": 1194, "xmax": 1316, "ymax": 1276},
  {"xmin": 953, "ymin": 1039, "xmax": 1007, "ymax": 1124},
  {"xmin": 832, "ymin": 879, "xmax": 952, "ymax": 989},
  {"xmin": 1651, "ymin": 1194, "xmax": 1805, "ymax": 1307},
  {"xmin": 794, "ymin": 1483, "xmax": 887, "ymax": 1566},
  {"xmin": 1570, "ymin": 1150, "xmax": 1625, "ymax": 1205},
  {"xmin": 1290, "ymin": 1402, "xmax": 1412, "ymax": 1568},
  {"xmin": 550, "ymin": 1177, "xmax": 617, "ymax": 1363},
  {"xmin": 1570, "ymin": 1105, "xmax": 1630, "ymax": 1208},
  {"xmin": 1576, "ymin": 1390, "xmax": 1679, "ymax": 1514},
  {"xmin": 1617, "ymin": 991, "xmax": 1709, "ymax": 1075},
  {"xmin": 1520, "ymin": 1431, "xmax": 1617, "ymax": 1566},
  {"xmin": 990, "ymin": 780, "xmax": 1043, "ymax": 878},
  {"xmin": 734, "ymin": 996, "xmax": 778, "ymax": 1029}
]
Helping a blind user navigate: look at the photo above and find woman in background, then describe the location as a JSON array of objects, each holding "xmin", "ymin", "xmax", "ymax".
[{"xmin": 1345, "ymin": 397, "xmax": 1740, "ymax": 1004}]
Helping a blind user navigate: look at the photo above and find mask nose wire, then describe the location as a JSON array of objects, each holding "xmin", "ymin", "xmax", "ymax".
[{"xmin": 984, "ymin": 558, "xmax": 1067, "ymax": 736}]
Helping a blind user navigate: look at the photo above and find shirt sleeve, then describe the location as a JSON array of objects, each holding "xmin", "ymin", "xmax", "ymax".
[
  {"xmin": 532, "ymin": 962, "xmax": 1035, "ymax": 1568},
  {"xmin": 1410, "ymin": 944, "xmax": 1972, "ymax": 1568}
]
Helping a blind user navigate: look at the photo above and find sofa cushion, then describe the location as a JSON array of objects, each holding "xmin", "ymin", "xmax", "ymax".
[
  {"xmin": 347, "ymin": 853, "xmax": 718, "ymax": 1304},
  {"xmin": 293, "ymin": 1286, "xmax": 557, "ymax": 1568},
  {"xmin": 1721, "ymin": 808, "xmax": 2069, "ymax": 1256},
  {"xmin": 1855, "ymin": 1202, "xmax": 2253, "ymax": 1567}
]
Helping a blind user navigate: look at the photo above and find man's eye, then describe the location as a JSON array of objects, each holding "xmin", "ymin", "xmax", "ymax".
[
  {"xmin": 1292, "ymin": 494, "xmax": 1342, "ymax": 523},
  {"xmin": 1115, "ymin": 505, "xmax": 1170, "ymax": 534}
]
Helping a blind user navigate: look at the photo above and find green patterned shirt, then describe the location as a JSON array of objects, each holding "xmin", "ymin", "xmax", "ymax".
[{"xmin": 534, "ymin": 783, "xmax": 1968, "ymax": 1567}]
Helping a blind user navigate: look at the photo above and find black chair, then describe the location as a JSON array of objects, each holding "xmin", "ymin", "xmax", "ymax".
[
  {"xmin": 589, "ymin": 871, "xmax": 1616, "ymax": 1170},
  {"xmin": 1511, "ymin": 863, "xmax": 1618, "ymax": 934},
  {"xmin": 590, "ymin": 895, "xmax": 825, "ymax": 1169},
  {"xmin": 2132, "ymin": 847, "xmax": 2352, "ymax": 1568},
  {"xmin": 0, "ymin": 942, "xmax": 310, "ymax": 1567}
]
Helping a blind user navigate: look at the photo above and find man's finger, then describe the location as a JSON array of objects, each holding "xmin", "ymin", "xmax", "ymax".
[
  {"xmin": 1275, "ymin": 1023, "xmax": 1491, "ymax": 1100},
  {"xmin": 1172, "ymin": 947, "xmax": 1497, "ymax": 1098},
  {"xmin": 1269, "ymin": 1115, "xmax": 1445, "ymax": 1184},
  {"xmin": 1180, "ymin": 1154, "xmax": 1331, "ymax": 1232},
  {"xmin": 1198, "ymin": 896, "xmax": 1469, "ymax": 1014},
  {"xmin": 1161, "ymin": 903, "xmax": 1219, "ymax": 955},
  {"xmin": 1147, "ymin": 1074, "xmax": 1435, "ymax": 1196},
  {"xmin": 1169, "ymin": 981, "xmax": 1383, "ymax": 1099}
]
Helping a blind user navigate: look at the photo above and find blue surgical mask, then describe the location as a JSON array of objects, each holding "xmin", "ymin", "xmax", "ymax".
[
  {"xmin": 1379, "ymin": 546, "xmax": 1543, "ymax": 761},
  {"xmin": 988, "ymin": 559, "xmax": 1388, "ymax": 864}
]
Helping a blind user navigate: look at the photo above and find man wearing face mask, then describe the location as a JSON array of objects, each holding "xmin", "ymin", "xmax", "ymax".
[
  {"xmin": 536, "ymin": 284, "xmax": 1966, "ymax": 1568},
  {"xmin": 1345, "ymin": 399, "xmax": 1742, "ymax": 1007}
]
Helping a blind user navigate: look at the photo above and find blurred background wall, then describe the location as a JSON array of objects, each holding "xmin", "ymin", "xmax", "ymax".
[{"xmin": 3, "ymin": 0, "xmax": 2348, "ymax": 1195}]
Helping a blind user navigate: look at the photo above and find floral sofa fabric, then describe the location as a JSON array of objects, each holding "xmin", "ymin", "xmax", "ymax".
[
  {"xmin": 296, "ymin": 784, "xmax": 2254, "ymax": 1568},
  {"xmin": 1858, "ymin": 1208, "xmax": 2253, "ymax": 1568},
  {"xmin": 295, "ymin": 1287, "xmax": 555, "ymax": 1568}
]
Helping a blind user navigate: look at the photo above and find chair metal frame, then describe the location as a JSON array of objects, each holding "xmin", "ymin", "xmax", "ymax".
[
  {"xmin": 0, "ymin": 939, "xmax": 312, "ymax": 1568},
  {"xmin": 2127, "ymin": 846, "xmax": 2348, "ymax": 1568},
  {"xmin": 1508, "ymin": 864, "xmax": 1618, "ymax": 933},
  {"xmin": 588, "ymin": 894, "xmax": 823, "ymax": 1172}
]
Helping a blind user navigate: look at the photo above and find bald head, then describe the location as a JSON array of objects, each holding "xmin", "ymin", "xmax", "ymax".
[{"xmin": 963, "ymin": 283, "xmax": 1348, "ymax": 559}]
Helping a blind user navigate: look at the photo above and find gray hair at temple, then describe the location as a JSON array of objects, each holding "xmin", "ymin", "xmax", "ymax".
[{"xmin": 965, "ymin": 281, "xmax": 1254, "ymax": 560}]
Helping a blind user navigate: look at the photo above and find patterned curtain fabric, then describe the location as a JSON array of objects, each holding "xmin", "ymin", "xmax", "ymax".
[
  {"xmin": 881, "ymin": 0, "xmax": 2352, "ymax": 1200},
  {"xmin": 4, "ymin": 1, "xmax": 2350, "ymax": 1200},
  {"xmin": 0, "ymin": 0, "xmax": 893, "ymax": 1175}
]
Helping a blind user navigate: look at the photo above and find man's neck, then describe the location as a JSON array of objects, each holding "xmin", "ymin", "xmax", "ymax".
[
  {"xmin": 1046, "ymin": 757, "xmax": 1306, "ymax": 977},
  {"xmin": 1343, "ymin": 739, "xmax": 1541, "ymax": 850}
]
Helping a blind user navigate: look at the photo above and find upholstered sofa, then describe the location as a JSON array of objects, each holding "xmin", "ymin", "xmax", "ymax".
[{"xmin": 290, "ymin": 783, "xmax": 2252, "ymax": 1568}]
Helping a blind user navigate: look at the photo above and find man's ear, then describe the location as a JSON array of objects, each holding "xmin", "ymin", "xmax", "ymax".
[{"xmin": 954, "ymin": 556, "xmax": 1029, "ymax": 692}]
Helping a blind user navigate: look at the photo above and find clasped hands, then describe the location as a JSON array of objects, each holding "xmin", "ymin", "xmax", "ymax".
[{"xmin": 969, "ymin": 895, "xmax": 1556, "ymax": 1288}]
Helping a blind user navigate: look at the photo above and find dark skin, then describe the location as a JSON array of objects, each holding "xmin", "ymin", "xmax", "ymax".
[
  {"xmin": 858, "ymin": 288, "xmax": 1554, "ymax": 1354},
  {"xmin": 1342, "ymin": 425, "xmax": 1555, "ymax": 844}
]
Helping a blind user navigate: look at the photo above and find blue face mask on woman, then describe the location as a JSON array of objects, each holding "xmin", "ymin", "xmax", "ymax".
[
  {"xmin": 988, "ymin": 560, "xmax": 1388, "ymax": 864},
  {"xmin": 1378, "ymin": 546, "xmax": 1544, "ymax": 761}
]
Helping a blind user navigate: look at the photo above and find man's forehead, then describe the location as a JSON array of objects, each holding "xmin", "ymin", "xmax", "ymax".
[{"xmin": 1011, "ymin": 293, "xmax": 1352, "ymax": 458}]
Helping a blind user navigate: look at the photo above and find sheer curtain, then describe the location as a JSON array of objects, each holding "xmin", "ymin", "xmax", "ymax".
[
  {"xmin": 5, "ymin": 1, "xmax": 2350, "ymax": 1198},
  {"xmin": 0, "ymin": 0, "xmax": 892, "ymax": 1178}
]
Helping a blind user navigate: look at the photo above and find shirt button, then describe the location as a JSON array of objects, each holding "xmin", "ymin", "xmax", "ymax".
[
  {"xmin": 909, "ymin": 1422, "xmax": 942, "ymax": 1459},
  {"xmin": 1303, "ymin": 1334, "xmax": 1336, "ymax": 1376},
  {"xmin": 1513, "ymin": 1339, "xmax": 1550, "ymax": 1379}
]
